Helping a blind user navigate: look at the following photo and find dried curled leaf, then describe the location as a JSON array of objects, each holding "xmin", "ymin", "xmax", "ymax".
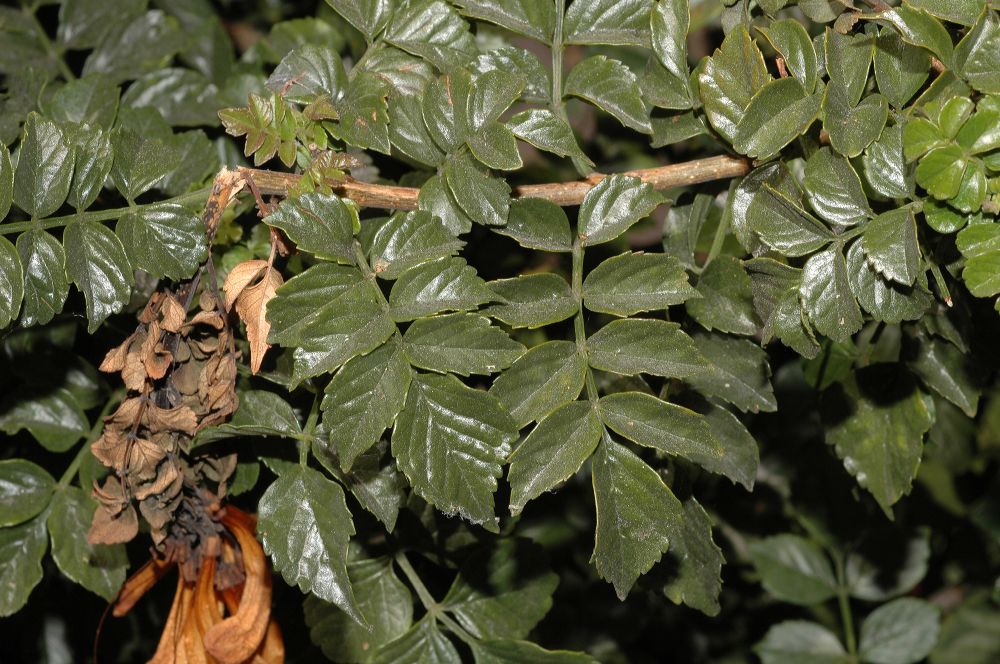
[{"xmin": 224, "ymin": 259, "xmax": 283, "ymax": 373}]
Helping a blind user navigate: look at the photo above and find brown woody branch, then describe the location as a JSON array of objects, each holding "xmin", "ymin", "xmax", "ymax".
[{"xmin": 239, "ymin": 154, "xmax": 751, "ymax": 211}]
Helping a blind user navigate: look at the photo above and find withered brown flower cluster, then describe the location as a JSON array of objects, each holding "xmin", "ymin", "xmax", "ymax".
[
  {"xmin": 88, "ymin": 289, "xmax": 238, "ymax": 552},
  {"xmin": 87, "ymin": 281, "xmax": 283, "ymax": 662}
]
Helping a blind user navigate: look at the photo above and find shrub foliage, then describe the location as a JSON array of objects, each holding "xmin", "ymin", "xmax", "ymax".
[{"xmin": 2, "ymin": 0, "xmax": 1000, "ymax": 662}]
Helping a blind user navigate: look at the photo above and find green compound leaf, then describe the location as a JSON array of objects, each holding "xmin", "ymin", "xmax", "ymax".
[
  {"xmin": 686, "ymin": 256, "xmax": 760, "ymax": 336},
  {"xmin": 859, "ymin": 598, "xmax": 941, "ymax": 664},
  {"xmin": 696, "ymin": 26, "xmax": 769, "ymax": 143},
  {"xmin": 733, "ymin": 77, "xmax": 822, "ymax": 161},
  {"xmin": 116, "ymin": 203, "xmax": 207, "ymax": 280},
  {"xmin": 452, "ymin": 0, "xmax": 555, "ymax": 43},
  {"xmin": 578, "ymin": 174, "xmax": 664, "ymax": 246},
  {"xmin": 651, "ymin": 0, "xmax": 691, "ymax": 83},
  {"xmin": 822, "ymin": 365, "xmax": 933, "ymax": 516},
  {"xmin": 747, "ymin": 185, "xmax": 834, "ymax": 257},
  {"xmin": 915, "ymin": 144, "xmax": 968, "ymax": 200},
  {"xmin": 845, "ymin": 530, "xmax": 931, "ymax": 602},
  {"xmin": 442, "ymin": 539, "xmax": 558, "ymax": 639},
  {"xmin": 662, "ymin": 497, "xmax": 724, "ymax": 617},
  {"xmin": 908, "ymin": 335, "xmax": 980, "ymax": 417},
  {"xmin": 862, "ymin": 208, "xmax": 920, "ymax": 287},
  {"xmin": 800, "ymin": 246, "xmax": 863, "ymax": 344},
  {"xmin": 748, "ymin": 534, "xmax": 837, "ymax": 605},
  {"xmin": 82, "ymin": 10, "xmax": 185, "ymax": 83},
  {"xmin": 746, "ymin": 258, "xmax": 820, "ymax": 359},
  {"xmin": 757, "ymin": 19, "xmax": 817, "ymax": 92},
  {"xmin": 0, "ymin": 516, "xmax": 47, "ymax": 617},
  {"xmin": 699, "ymin": 399, "xmax": 759, "ymax": 490},
  {"xmin": 63, "ymin": 220, "xmax": 134, "ymax": 333},
  {"xmin": 485, "ymin": 273, "xmax": 577, "ymax": 329},
  {"xmin": 0, "ymin": 143, "xmax": 11, "ymax": 220},
  {"xmin": 402, "ymin": 313, "xmax": 525, "ymax": 376},
  {"xmin": 599, "ymin": 391, "xmax": 724, "ymax": 473},
  {"xmin": 467, "ymin": 121, "xmax": 523, "ymax": 171},
  {"xmin": 443, "ymin": 155, "xmax": 512, "ymax": 227},
  {"xmin": 954, "ymin": 8, "xmax": 1000, "ymax": 94},
  {"xmin": 329, "ymin": 444, "xmax": 406, "ymax": 532},
  {"xmin": 265, "ymin": 192, "xmax": 358, "ymax": 263},
  {"xmin": 563, "ymin": 0, "xmax": 651, "ymax": 47},
  {"xmin": 46, "ymin": 72, "xmax": 121, "ymax": 131},
  {"xmin": 322, "ymin": 0, "xmax": 393, "ymax": 40},
  {"xmin": 869, "ymin": 4, "xmax": 953, "ymax": 68},
  {"xmin": 418, "ymin": 175, "xmax": 475, "ymax": 236},
  {"xmin": 332, "ymin": 72, "xmax": 391, "ymax": 154},
  {"xmin": 304, "ymin": 556, "xmax": 413, "ymax": 663},
  {"xmin": 389, "ymin": 257, "xmax": 497, "ymax": 322},
  {"xmin": 729, "ymin": 162, "xmax": 798, "ymax": 255},
  {"xmin": 902, "ymin": 117, "xmax": 946, "ymax": 162},
  {"xmin": 47, "ymin": 487, "xmax": 127, "ymax": 600},
  {"xmin": 650, "ymin": 112, "xmax": 706, "ymax": 147},
  {"xmin": 467, "ymin": 70, "xmax": 525, "ymax": 132},
  {"xmin": 583, "ymin": 251, "xmax": 697, "ymax": 316},
  {"xmin": 371, "ymin": 615, "xmax": 461, "ymax": 664},
  {"xmin": 507, "ymin": 109, "xmax": 590, "ymax": 163},
  {"xmin": 508, "ymin": 400, "xmax": 602, "ymax": 515},
  {"xmin": 471, "ymin": 639, "xmax": 599, "ymax": 663},
  {"xmin": 322, "ymin": 341, "xmax": 412, "ymax": 471},
  {"xmin": 591, "ymin": 435, "xmax": 683, "ymax": 600},
  {"xmin": 490, "ymin": 341, "xmax": 587, "ymax": 429},
  {"xmin": 588, "ymin": 318, "xmax": 706, "ymax": 379},
  {"xmin": 197, "ymin": 390, "xmax": 302, "ymax": 444},
  {"xmin": 874, "ymin": 28, "xmax": 929, "ymax": 108},
  {"xmin": 825, "ymin": 29, "xmax": 873, "ymax": 106},
  {"xmin": 388, "ymin": 93, "xmax": 447, "ymax": 167},
  {"xmin": 846, "ymin": 241, "xmax": 932, "ymax": 325},
  {"xmin": 267, "ymin": 263, "xmax": 394, "ymax": 381},
  {"xmin": 0, "ymin": 237, "xmax": 23, "ymax": 328},
  {"xmin": 923, "ymin": 200, "xmax": 968, "ymax": 234},
  {"xmin": 0, "ymin": 459, "xmax": 54, "ymax": 528},
  {"xmin": 15, "ymin": 230, "xmax": 69, "ymax": 327},
  {"xmin": 471, "ymin": 46, "xmax": 551, "ymax": 103},
  {"xmin": 564, "ymin": 55, "xmax": 652, "ymax": 134},
  {"xmin": 803, "ymin": 147, "xmax": 872, "ymax": 227},
  {"xmin": 907, "ymin": 0, "xmax": 984, "ymax": 26},
  {"xmin": 365, "ymin": 210, "xmax": 464, "ymax": 281},
  {"xmin": 863, "ymin": 124, "xmax": 912, "ymax": 199},
  {"xmin": 383, "ymin": 0, "xmax": 477, "ymax": 71},
  {"xmin": 686, "ymin": 334, "xmax": 777, "ymax": 414},
  {"xmin": 824, "ymin": 87, "xmax": 889, "ymax": 159},
  {"xmin": 109, "ymin": 124, "xmax": 181, "ymax": 203},
  {"xmin": 957, "ymin": 223, "xmax": 1000, "ymax": 297},
  {"xmin": 63, "ymin": 123, "xmax": 113, "ymax": 213},
  {"xmin": 421, "ymin": 71, "xmax": 471, "ymax": 154},
  {"xmin": 493, "ymin": 198, "xmax": 573, "ymax": 252},
  {"xmin": 12, "ymin": 113, "xmax": 74, "ymax": 219},
  {"xmin": 258, "ymin": 465, "xmax": 363, "ymax": 624},
  {"xmin": 391, "ymin": 373, "xmax": 516, "ymax": 531},
  {"xmin": 755, "ymin": 621, "xmax": 850, "ymax": 664}
]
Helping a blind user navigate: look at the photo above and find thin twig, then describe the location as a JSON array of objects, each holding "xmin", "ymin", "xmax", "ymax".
[{"xmin": 240, "ymin": 154, "xmax": 752, "ymax": 210}]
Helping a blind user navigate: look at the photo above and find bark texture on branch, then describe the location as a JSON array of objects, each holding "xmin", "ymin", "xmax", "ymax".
[{"xmin": 241, "ymin": 154, "xmax": 751, "ymax": 211}]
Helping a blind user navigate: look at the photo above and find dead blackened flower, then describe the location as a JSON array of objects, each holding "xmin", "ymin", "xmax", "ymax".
[{"xmin": 111, "ymin": 506, "xmax": 284, "ymax": 664}]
